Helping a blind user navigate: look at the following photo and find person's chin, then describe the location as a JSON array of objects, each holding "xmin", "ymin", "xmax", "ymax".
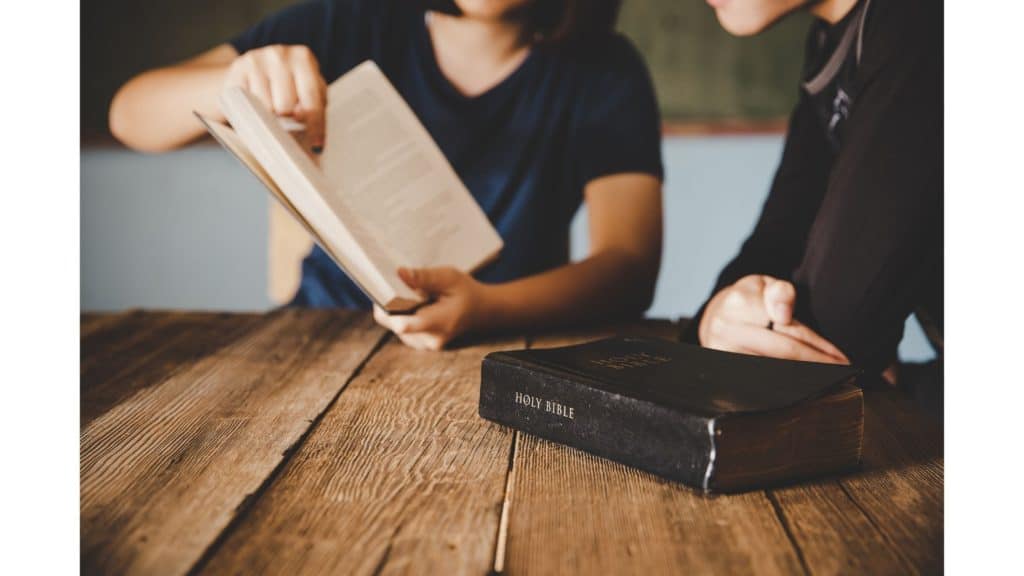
[
  {"xmin": 454, "ymin": 0, "xmax": 520, "ymax": 20},
  {"xmin": 713, "ymin": 10, "xmax": 771, "ymax": 37},
  {"xmin": 705, "ymin": 0, "xmax": 777, "ymax": 37}
]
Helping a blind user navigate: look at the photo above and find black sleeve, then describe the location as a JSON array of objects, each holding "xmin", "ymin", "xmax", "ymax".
[
  {"xmin": 791, "ymin": 10, "xmax": 943, "ymax": 374},
  {"xmin": 682, "ymin": 92, "xmax": 832, "ymax": 342},
  {"xmin": 573, "ymin": 37, "xmax": 664, "ymax": 188}
]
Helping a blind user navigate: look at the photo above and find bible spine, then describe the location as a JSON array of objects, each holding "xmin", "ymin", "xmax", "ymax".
[{"xmin": 479, "ymin": 354, "xmax": 713, "ymax": 489}]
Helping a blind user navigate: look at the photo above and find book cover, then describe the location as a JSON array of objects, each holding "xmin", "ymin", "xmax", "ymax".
[{"xmin": 480, "ymin": 337, "xmax": 863, "ymax": 492}]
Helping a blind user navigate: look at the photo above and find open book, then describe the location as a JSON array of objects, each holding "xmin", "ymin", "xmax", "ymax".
[{"xmin": 196, "ymin": 61, "xmax": 503, "ymax": 311}]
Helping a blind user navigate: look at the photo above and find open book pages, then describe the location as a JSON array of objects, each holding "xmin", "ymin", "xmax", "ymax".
[{"xmin": 199, "ymin": 60, "xmax": 503, "ymax": 311}]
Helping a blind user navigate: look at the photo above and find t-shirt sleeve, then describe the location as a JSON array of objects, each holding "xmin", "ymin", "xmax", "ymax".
[
  {"xmin": 229, "ymin": 0, "xmax": 336, "ymax": 61},
  {"xmin": 573, "ymin": 37, "xmax": 664, "ymax": 188}
]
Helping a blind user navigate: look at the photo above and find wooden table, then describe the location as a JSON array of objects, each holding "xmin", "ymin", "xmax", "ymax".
[{"xmin": 81, "ymin": 310, "xmax": 943, "ymax": 575}]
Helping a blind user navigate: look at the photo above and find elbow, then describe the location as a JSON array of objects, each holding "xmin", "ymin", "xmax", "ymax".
[
  {"xmin": 637, "ymin": 278, "xmax": 657, "ymax": 314},
  {"xmin": 617, "ymin": 252, "xmax": 660, "ymax": 317},
  {"xmin": 633, "ymin": 248, "xmax": 661, "ymax": 315},
  {"xmin": 629, "ymin": 273, "xmax": 657, "ymax": 316},
  {"xmin": 108, "ymin": 81, "xmax": 176, "ymax": 153},
  {"xmin": 108, "ymin": 84, "xmax": 136, "ymax": 147}
]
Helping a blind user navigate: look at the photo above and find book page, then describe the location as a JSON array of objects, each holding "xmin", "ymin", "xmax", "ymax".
[
  {"xmin": 196, "ymin": 113, "xmax": 313, "ymax": 302},
  {"xmin": 321, "ymin": 62, "xmax": 503, "ymax": 271},
  {"xmin": 197, "ymin": 111, "xmax": 406, "ymax": 308},
  {"xmin": 219, "ymin": 88, "xmax": 419, "ymax": 307},
  {"xmin": 196, "ymin": 113, "xmax": 310, "ymax": 235}
]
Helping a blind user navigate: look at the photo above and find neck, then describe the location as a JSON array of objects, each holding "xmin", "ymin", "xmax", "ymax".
[
  {"xmin": 808, "ymin": 0, "xmax": 860, "ymax": 24},
  {"xmin": 427, "ymin": 11, "xmax": 530, "ymax": 63}
]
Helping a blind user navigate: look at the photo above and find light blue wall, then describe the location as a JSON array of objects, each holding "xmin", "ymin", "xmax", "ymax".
[
  {"xmin": 81, "ymin": 135, "xmax": 934, "ymax": 360},
  {"xmin": 81, "ymin": 145, "xmax": 271, "ymax": 311}
]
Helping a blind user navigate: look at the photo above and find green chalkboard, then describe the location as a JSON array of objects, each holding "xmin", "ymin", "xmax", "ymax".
[
  {"xmin": 82, "ymin": 0, "xmax": 810, "ymax": 139},
  {"xmin": 618, "ymin": 0, "xmax": 810, "ymax": 121}
]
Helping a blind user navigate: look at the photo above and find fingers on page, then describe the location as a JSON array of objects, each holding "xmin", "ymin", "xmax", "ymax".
[
  {"xmin": 267, "ymin": 65, "xmax": 298, "ymax": 116},
  {"xmin": 293, "ymin": 68, "xmax": 325, "ymax": 145}
]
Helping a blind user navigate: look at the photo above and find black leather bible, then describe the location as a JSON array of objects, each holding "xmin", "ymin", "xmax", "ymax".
[{"xmin": 479, "ymin": 337, "xmax": 863, "ymax": 493}]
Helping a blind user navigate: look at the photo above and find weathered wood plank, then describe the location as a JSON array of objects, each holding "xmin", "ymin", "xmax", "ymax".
[
  {"xmin": 768, "ymin": 482, "xmax": 909, "ymax": 575},
  {"xmin": 767, "ymin": 387, "xmax": 942, "ymax": 575},
  {"xmin": 197, "ymin": 334, "xmax": 527, "ymax": 575},
  {"xmin": 80, "ymin": 310, "xmax": 179, "ymax": 369},
  {"xmin": 80, "ymin": 311, "xmax": 132, "ymax": 339},
  {"xmin": 836, "ymin": 389, "xmax": 944, "ymax": 573},
  {"xmin": 82, "ymin": 311, "xmax": 233, "ymax": 384},
  {"xmin": 80, "ymin": 310, "xmax": 386, "ymax": 576},
  {"xmin": 504, "ymin": 321, "xmax": 804, "ymax": 575},
  {"xmin": 510, "ymin": 435, "xmax": 805, "ymax": 575},
  {"xmin": 81, "ymin": 311, "xmax": 263, "ymax": 427}
]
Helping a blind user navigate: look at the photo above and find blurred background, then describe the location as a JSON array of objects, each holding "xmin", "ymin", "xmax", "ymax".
[{"xmin": 80, "ymin": 0, "xmax": 934, "ymax": 360}]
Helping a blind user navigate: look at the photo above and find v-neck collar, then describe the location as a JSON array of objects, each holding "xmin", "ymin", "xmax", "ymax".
[{"xmin": 416, "ymin": 11, "xmax": 539, "ymax": 107}]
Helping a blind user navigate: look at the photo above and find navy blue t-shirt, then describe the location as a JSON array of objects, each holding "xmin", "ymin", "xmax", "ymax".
[{"xmin": 230, "ymin": 0, "xmax": 663, "ymax": 309}]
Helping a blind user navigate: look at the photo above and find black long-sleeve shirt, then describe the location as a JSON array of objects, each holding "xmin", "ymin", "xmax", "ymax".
[{"xmin": 686, "ymin": 0, "xmax": 943, "ymax": 376}]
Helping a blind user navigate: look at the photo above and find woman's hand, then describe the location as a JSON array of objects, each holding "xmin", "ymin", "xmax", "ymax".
[
  {"xmin": 373, "ymin": 267, "xmax": 491, "ymax": 351},
  {"xmin": 223, "ymin": 44, "xmax": 327, "ymax": 148},
  {"xmin": 698, "ymin": 274, "xmax": 850, "ymax": 364}
]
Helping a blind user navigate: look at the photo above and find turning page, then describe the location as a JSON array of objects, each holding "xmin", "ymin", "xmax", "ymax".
[
  {"xmin": 206, "ymin": 60, "xmax": 503, "ymax": 311},
  {"xmin": 220, "ymin": 88, "xmax": 412, "ymax": 308},
  {"xmin": 320, "ymin": 61, "xmax": 503, "ymax": 272}
]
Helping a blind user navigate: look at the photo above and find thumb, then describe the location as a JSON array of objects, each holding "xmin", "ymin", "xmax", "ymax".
[
  {"xmin": 763, "ymin": 277, "xmax": 797, "ymax": 325},
  {"xmin": 398, "ymin": 267, "xmax": 459, "ymax": 295}
]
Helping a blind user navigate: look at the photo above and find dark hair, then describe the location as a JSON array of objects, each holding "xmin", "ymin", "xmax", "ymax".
[
  {"xmin": 525, "ymin": 0, "xmax": 623, "ymax": 44},
  {"xmin": 422, "ymin": 0, "xmax": 623, "ymax": 45}
]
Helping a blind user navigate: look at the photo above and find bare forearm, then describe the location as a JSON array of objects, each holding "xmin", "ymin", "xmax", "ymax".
[
  {"xmin": 480, "ymin": 250, "xmax": 657, "ymax": 333},
  {"xmin": 109, "ymin": 63, "xmax": 229, "ymax": 152},
  {"xmin": 374, "ymin": 174, "xmax": 662, "ymax": 350}
]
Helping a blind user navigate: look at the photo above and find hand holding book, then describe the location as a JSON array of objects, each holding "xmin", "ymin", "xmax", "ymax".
[
  {"xmin": 372, "ymin": 266, "xmax": 490, "ymax": 351},
  {"xmin": 199, "ymin": 61, "xmax": 504, "ymax": 313}
]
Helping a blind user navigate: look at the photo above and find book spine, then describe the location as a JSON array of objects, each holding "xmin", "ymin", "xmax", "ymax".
[{"xmin": 479, "ymin": 356, "xmax": 713, "ymax": 489}]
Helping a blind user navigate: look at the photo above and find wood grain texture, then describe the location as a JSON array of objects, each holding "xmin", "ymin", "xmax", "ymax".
[
  {"xmin": 768, "ymin": 482, "xmax": 908, "ymax": 575},
  {"xmin": 837, "ymin": 390, "xmax": 944, "ymax": 573},
  {"xmin": 509, "ymin": 434, "xmax": 805, "ymax": 575},
  {"xmin": 81, "ymin": 310, "xmax": 174, "ymax": 371},
  {"xmin": 80, "ymin": 310, "xmax": 385, "ymax": 576},
  {"xmin": 80, "ymin": 313, "xmax": 942, "ymax": 575},
  {"xmin": 80, "ymin": 311, "xmax": 131, "ymax": 339},
  {"xmin": 82, "ymin": 311, "xmax": 228, "ymax": 383},
  {"xmin": 81, "ymin": 311, "xmax": 262, "ymax": 427},
  {"xmin": 767, "ymin": 388, "xmax": 943, "ymax": 575},
  {"xmin": 197, "ymin": 335, "xmax": 527, "ymax": 576},
  {"xmin": 505, "ymin": 322, "xmax": 804, "ymax": 575}
]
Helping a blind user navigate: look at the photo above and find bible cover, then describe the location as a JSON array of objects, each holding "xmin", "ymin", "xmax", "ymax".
[{"xmin": 479, "ymin": 337, "xmax": 863, "ymax": 493}]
